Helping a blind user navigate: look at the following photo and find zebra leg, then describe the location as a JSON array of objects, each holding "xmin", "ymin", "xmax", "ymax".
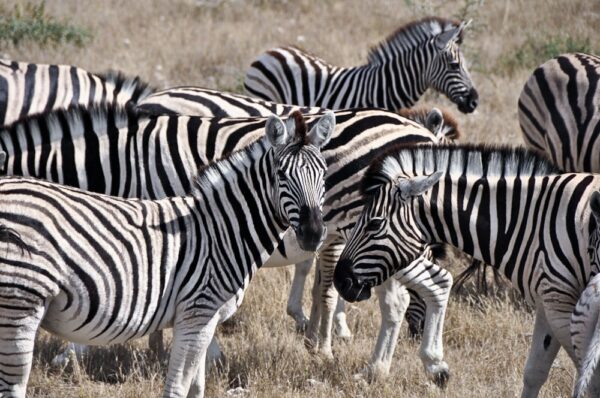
[
  {"xmin": 287, "ymin": 258, "xmax": 314, "ymax": 333},
  {"xmin": 164, "ymin": 315, "xmax": 218, "ymax": 398},
  {"xmin": 305, "ymin": 261, "xmax": 322, "ymax": 351},
  {"xmin": 406, "ymin": 289, "xmax": 426, "ymax": 339},
  {"xmin": 0, "ymin": 305, "xmax": 44, "ymax": 397},
  {"xmin": 393, "ymin": 257, "xmax": 452, "ymax": 387},
  {"xmin": 149, "ymin": 330, "xmax": 165, "ymax": 357},
  {"xmin": 520, "ymin": 305, "xmax": 560, "ymax": 398},
  {"xmin": 205, "ymin": 337, "xmax": 225, "ymax": 370},
  {"xmin": 50, "ymin": 342, "xmax": 89, "ymax": 367},
  {"xmin": 333, "ymin": 297, "xmax": 352, "ymax": 339},
  {"xmin": 361, "ymin": 278, "xmax": 410, "ymax": 380},
  {"xmin": 315, "ymin": 240, "xmax": 346, "ymax": 358}
]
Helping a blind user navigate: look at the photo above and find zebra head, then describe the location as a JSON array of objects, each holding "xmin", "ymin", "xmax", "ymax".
[
  {"xmin": 265, "ymin": 110, "xmax": 334, "ymax": 252},
  {"xmin": 334, "ymin": 160, "xmax": 442, "ymax": 302},
  {"xmin": 426, "ymin": 21, "xmax": 478, "ymax": 114}
]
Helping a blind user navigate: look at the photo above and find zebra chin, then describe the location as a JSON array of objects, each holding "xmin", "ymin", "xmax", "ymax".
[{"xmin": 333, "ymin": 259, "xmax": 373, "ymax": 303}]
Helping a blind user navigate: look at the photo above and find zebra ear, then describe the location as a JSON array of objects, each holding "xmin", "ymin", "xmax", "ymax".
[
  {"xmin": 396, "ymin": 171, "xmax": 443, "ymax": 199},
  {"xmin": 307, "ymin": 111, "xmax": 335, "ymax": 148},
  {"xmin": 435, "ymin": 20, "xmax": 469, "ymax": 50},
  {"xmin": 591, "ymin": 191, "xmax": 600, "ymax": 221},
  {"xmin": 425, "ymin": 108, "xmax": 444, "ymax": 137},
  {"xmin": 265, "ymin": 114, "xmax": 290, "ymax": 147}
]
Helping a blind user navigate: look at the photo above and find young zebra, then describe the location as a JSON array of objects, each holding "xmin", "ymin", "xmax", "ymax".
[
  {"xmin": 0, "ymin": 58, "xmax": 154, "ymax": 126},
  {"xmin": 570, "ymin": 191, "xmax": 600, "ymax": 398},
  {"xmin": 334, "ymin": 144, "xmax": 600, "ymax": 396},
  {"xmin": 518, "ymin": 53, "xmax": 600, "ymax": 172},
  {"xmin": 244, "ymin": 17, "xmax": 478, "ymax": 113},
  {"xmin": 0, "ymin": 102, "xmax": 447, "ymax": 378},
  {"xmin": 0, "ymin": 111, "xmax": 331, "ymax": 398}
]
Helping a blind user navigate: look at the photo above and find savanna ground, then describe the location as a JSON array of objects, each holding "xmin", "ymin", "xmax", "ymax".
[{"xmin": 2, "ymin": 0, "xmax": 600, "ymax": 396}]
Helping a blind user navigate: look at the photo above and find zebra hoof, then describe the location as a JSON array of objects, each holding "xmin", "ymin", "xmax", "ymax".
[
  {"xmin": 355, "ymin": 363, "xmax": 389, "ymax": 382},
  {"xmin": 295, "ymin": 317, "xmax": 309, "ymax": 334},
  {"xmin": 303, "ymin": 335, "xmax": 318, "ymax": 353},
  {"xmin": 432, "ymin": 369, "xmax": 450, "ymax": 388}
]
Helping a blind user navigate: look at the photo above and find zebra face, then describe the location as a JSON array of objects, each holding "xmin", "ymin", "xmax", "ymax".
[
  {"xmin": 334, "ymin": 171, "xmax": 443, "ymax": 302},
  {"xmin": 266, "ymin": 111, "xmax": 334, "ymax": 252},
  {"xmin": 427, "ymin": 22, "xmax": 478, "ymax": 114}
]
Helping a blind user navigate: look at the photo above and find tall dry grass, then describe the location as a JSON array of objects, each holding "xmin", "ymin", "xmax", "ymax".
[{"xmin": 3, "ymin": 0, "xmax": 599, "ymax": 396}]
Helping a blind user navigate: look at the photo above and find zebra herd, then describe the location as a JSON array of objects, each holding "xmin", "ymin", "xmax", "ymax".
[{"xmin": 0, "ymin": 14, "xmax": 599, "ymax": 398}]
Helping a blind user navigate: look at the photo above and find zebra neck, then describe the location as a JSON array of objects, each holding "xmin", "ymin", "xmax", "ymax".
[
  {"xmin": 194, "ymin": 139, "xmax": 287, "ymax": 282},
  {"xmin": 339, "ymin": 48, "xmax": 429, "ymax": 110}
]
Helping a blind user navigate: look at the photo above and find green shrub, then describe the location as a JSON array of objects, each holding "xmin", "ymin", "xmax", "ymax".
[
  {"xmin": 0, "ymin": 1, "xmax": 91, "ymax": 47},
  {"xmin": 497, "ymin": 35, "xmax": 595, "ymax": 75}
]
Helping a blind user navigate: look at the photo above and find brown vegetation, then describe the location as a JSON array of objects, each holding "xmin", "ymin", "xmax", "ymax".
[{"xmin": 3, "ymin": 0, "xmax": 600, "ymax": 396}]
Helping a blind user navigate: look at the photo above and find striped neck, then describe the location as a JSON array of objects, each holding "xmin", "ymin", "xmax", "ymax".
[
  {"xmin": 193, "ymin": 138, "xmax": 288, "ymax": 281},
  {"xmin": 331, "ymin": 47, "xmax": 429, "ymax": 110}
]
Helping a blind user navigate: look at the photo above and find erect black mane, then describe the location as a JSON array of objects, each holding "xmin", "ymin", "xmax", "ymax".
[
  {"xmin": 361, "ymin": 143, "xmax": 561, "ymax": 200},
  {"xmin": 367, "ymin": 16, "xmax": 462, "ymax": 65},
  {"xmin": 97, "ymin": 69, "xmax": 156, "ymax": 104}
]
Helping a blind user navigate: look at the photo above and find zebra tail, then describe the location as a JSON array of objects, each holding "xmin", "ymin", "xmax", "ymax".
[{"xmin": 574, "ymin": 312, "xmax": 600, "ymax": 398}]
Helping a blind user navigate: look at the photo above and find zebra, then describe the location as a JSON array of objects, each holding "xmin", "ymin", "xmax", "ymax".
[
  {"xmin": 334, "ymin": 144, "xmax": 600, "ymax": 396},
  {"xmin": 0, "ymin": 58, "xmax": 154, "ymax": 126},
  {"xmin": 570, "ymin": 191, "xmax": 600, "ymax": 398},
  {"xmin": 244, "ymin": 17, "xmax": 478, "ymax": 114},
  {"xmin": 518, "ymin": 52, "xmax": 600, "ymax": 173},
  {"xmin": 0, "ymin": 110, "xmax": 332, "ymax": 397},
  {"xmin": 137, "ymin": 85, "xmax": 460, "ymax": 338},
  {"xmin": 0, "ymin": 102, "xmax": 448, "ymax": 379}
]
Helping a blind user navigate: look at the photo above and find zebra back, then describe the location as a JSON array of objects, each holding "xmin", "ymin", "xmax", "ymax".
[
  {"xmin": 518, "ymin": 52, "xmax": 600, "ymax": 173},
  {"xmin": 0, "ymin": 59, "xmax": 154, "ymax": 127},
  {"xmin": 137, "ymin": 86, "xmax": 324, "ymax": 118}
]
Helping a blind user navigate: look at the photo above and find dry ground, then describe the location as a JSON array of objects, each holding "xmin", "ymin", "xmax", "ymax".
[{"xmin": 3, "ymin": 0, "xmax": 600, "ymax": 396}]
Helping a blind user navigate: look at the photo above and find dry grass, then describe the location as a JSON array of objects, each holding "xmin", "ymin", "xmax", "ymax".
[{"xmin": 3, "ymin": 0, "xmax": 599, "ymax": 396}]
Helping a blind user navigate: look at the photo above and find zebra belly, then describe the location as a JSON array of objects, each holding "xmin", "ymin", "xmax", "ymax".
[{"xmin": 42, "ymin": 290, "xmax": 165, "ymax": 346}]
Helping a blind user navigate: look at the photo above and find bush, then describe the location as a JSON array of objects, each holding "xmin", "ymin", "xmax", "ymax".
[{"xmin": 0, "ymin": 1, "xmax": 91, "ymax": 47}]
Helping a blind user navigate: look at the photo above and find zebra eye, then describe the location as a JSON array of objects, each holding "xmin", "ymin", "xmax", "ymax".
[
  {"xmin": 277, "ymin": 170, "xmax": 287, "ymax": 181},
  {"xmin": 366, "ymin": 218, "xmax": 385, "ymax": 232},
  {"xmin": 449, "ymin": 61, "xmax": 460, "ymax": 70}
]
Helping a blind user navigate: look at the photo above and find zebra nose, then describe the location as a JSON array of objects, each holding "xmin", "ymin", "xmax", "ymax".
[
  {"xmin": 296, "ymin": 206, "xmax": 325, "ymax": 252},
  {"xmin": 456, "ymin": 87, "xmax": 479, "ymax": 113}
]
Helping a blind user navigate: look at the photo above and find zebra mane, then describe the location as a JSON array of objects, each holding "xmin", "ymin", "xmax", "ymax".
[
  {"xmin": 193, "ymin": 138, "xmax": 271, "ymax": 194},
  {"xmin": 1, "ymin": 102, "xmax": 135, "ymax": 140},
  {"xmin": 367, "ymin": 17, "xmax": 461, "ymax": 65},
  {"xmin": 362, "ymin": 143, "xmax": 561, "ymax": 199},
  {"xmin": 397, "ymin": 106, "xmax": 461, "ymax": 140},
  {"xmin": 96, "ymin": 70, "xmax": 155, "ymax": 104}
]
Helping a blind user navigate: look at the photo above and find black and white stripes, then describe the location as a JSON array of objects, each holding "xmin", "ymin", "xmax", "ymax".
[
  {"xmin": 518, "ymin": 52, "xmax": 600, "ymax": 173},
  {"xmin": 0, "ymin": 111, "xmax": 331, "ymax": 397},
  {"xmin": 0, "ymin": 59, "xmax": 153, "ymax": 126},
  {"xmin": 335, "ymin": 144, "xmax": 599, "ymax": 396},
  {"xmin": 244, "ymin": 17, "xmax": 478, "ymax": 113}
]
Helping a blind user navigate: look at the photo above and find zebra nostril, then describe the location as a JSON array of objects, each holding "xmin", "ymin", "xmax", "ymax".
[{"xmin": 470, "ymin": 98, "xmax": 479, "ymax": 109}]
